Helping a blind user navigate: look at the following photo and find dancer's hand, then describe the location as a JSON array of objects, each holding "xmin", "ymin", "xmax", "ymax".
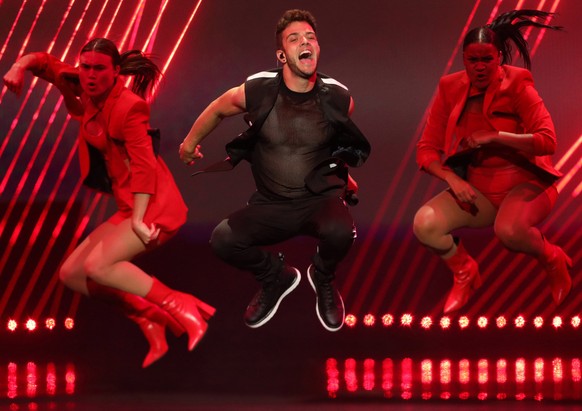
[
  {"xmin": 3, "ymin": 64, "xmax": 26, "ymax": 96},
  {"xmin": 466, "ymin": 130, "xmax": 497, "ymax": 148},
  {"xmin": 446, "ymin": 174, "xmax": 477, "ymax": 204},
  {"xmin": 133, "ymin": 221, "xmax": 161, "ymax": 245},
  {"xmin": 179, "ymin": 142, "xmax": 203, "ymax": 166}
]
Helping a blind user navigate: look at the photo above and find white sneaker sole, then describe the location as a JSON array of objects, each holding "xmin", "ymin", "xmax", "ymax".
[
  {"xmin": 307, "ymin": 265, "xmax": 345, "ymax": 332},
  {"xmin": 246, "ymin": 267, "xmax": 301, "ymax": 328}
]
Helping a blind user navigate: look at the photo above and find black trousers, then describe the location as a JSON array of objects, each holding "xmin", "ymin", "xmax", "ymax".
[{"xmin": 210, "ymin": 191, "xmax": 356, "ymax": 283}]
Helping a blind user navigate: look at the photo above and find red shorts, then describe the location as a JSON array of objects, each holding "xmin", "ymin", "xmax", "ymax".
[{"xmin": 467, "ymin": 164, "xmax": 557, "ymax": 208}]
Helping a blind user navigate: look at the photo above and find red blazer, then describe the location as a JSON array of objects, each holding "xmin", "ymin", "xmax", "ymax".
[
  {"xmin": 416, "ymin": 65, "xmax": 561, "ymax": 179},
  {"xmin": 30, "ymin": 52, "xmax": 187, "ymax": 232}
]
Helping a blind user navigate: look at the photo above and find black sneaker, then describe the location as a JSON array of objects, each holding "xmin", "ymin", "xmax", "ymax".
[
  {"xmin": 244, "ymin": 266, "xmax": 301, "ymax": 328},
  {"xmin": 307, "ymin": 265, "xmax": 345, "ymax": 332}
]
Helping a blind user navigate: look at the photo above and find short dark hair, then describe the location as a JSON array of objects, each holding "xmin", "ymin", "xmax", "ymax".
[{"xmin": 275, "ymin": 9, "xmax": 317, "ymax": 48}]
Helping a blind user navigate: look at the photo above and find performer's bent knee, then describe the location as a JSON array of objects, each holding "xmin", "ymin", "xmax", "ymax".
[
  {"xmin": 210, "ymin": 219, "xmax": 237, "ymax": 259},
  {"xmin": 493, "ymin": 220, "xmax": 529, "ymax": 252},
  {"xmin": 413, "ymin": 206, "xmax": 441, "ymax": 243}
]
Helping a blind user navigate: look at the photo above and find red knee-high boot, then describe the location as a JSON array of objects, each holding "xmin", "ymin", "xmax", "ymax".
[
  {"xmin": 538, "ymin": 237, "xmax": 572, "ymax": 306},
  {"xmin": 145, "ymin": 277, "xmax": 215, "ymax": 351},
  {"xmin": 86, "ymin": 280, "xmax": 184, "ymax": 368},
  {"xmin": 442, "ymin": 241, "xmax": 482, "ymax": 314}
]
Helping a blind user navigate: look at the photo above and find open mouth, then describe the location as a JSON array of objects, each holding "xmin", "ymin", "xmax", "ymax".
[{"xmin": 299, "ymin": 50, "xmax": 312, "ymax": 60}]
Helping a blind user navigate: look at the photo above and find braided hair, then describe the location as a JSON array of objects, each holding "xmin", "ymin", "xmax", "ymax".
[
  {"xmin": 80, "ymin": 38, "xmax": 162, "ymax": 98},
  {"xmin": 463, "ymin": 10, "xmax": 563, "ymax": 69}
]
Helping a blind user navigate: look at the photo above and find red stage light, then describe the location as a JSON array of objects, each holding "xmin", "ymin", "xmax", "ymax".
[
  {"xmin": 496, "ymin": 358, "xmax": 508, "ymax": 400},
  {"xmin": 25, "ymin": 318, "xmax": 37, "ymax": 331},
  {"xmin": 7, "ymin": 319, "xmax": 17, "ymax": 331},
  {"xmin": 64, "ymin": 317, "xmax": 75, "ymax": 330},
  {"xmin": 382, "ymin": 358, "xmax": 394, "ymax": 398},
  {"xmin": 326, "ymin": 358, "xmax": 339, "ymax": 398},
  {"xmin": 381, "ymin": 314, "xmax": 394, "ymax": 327},
  {"xmin": 400, "ymin": 313, "xmax": 413, "ymax": 327},
  {"xmin": 459, "ymin": 359, "xmax": 470, "ymax": 399},
  {"xmin": 440, "ymin": 316, "xmax": 451, "ymax": 329},
  {"xmin": 421, "ymin": 359, "xmax": 433, "ymax": 400},
  {"xmin": 363, "ymin": 359, "xmax": 375, "ymax": 391},
  {"xmin": 514, "ymin": 316, "xmax": 526, "ymax": 328},
  {"xmin": 400, "ymin": 358, "xmax": 413, "ymax": 400},
  {"xmin": 572, "ymin": 359, "xmax": 581, "ymax": 382},
  {"xmin": 571, "ymin": 316, "xmax": 581, "ymax": 328},
  {"xmin": 345, "ymin": 358, "xmax": 358, "ymax": 392},
  {"xmin": 496, "ymin": 316, "xmax": 507, "ymax": 328},
  {"xmin": 440, "ymin": 359, "xmax": 452, "ymax": 400},
  {"xmin": 420, "ymin": 316, "xmax": 432, "ymax": 329},
  {"xmin": 65, "ymin": 363, "xmax": 76, "ymax": 395},
  {"xmin": 477, "ymin": 316, "xmax": 488, "ymax": 328},
  {"xmin": 7, "ymin": 362, "xmax": 17, "ymax": 399},
  {"xmin": 534, "ymin": 316, "xmax": 544, "ymax": 328},
  {"xmin": 553, "ymin": 358, "xmax": 564, "ymax": 383},
  {"xmin": 458, "ymin": 316, "xmax": 469, "ymax": 329},
  {"xmin": 363, "ymin": 314, "xmax": 375, "ymax": 327},
  {"xmin": 45, "ymin": 318, "xmax": 56, "ymax": 330},
  {"xmin": 553, "ymin": 316, "xmax": 563, "ymax": 329}
]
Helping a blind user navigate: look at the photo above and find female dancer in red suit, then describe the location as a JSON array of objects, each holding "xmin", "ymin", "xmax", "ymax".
[
  {"xmin": 413, "ymin": 10, "xmax": 572, "ymax": 313},
  {"xmin": 3, "ymin": 38, "xmax": 214, "ymax": 367}
]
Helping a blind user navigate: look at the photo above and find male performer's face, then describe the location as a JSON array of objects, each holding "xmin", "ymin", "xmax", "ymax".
[
  {"xmin": 79, "ymin": 51, "xmax": 120, "ymax": 103},
  {"xmin": 278, "ymin": 21, "xmax": 320, "ymax": 79},
  {"xmin": 463, "ymin": 42, "xmax": 500, "ymax": 91}
]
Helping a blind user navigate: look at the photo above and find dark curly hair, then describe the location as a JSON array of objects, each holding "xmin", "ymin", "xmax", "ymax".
[
  {"xmin": 275, "ymin": 9, "xmax": 317, "ymax": 48},
  {"xmin": 81, "ymin": 38, "xmax": 162, "ymax": 98},
  {"xmin": 463, "ymin": 9, "xmax": 563, "ymax": 69}
]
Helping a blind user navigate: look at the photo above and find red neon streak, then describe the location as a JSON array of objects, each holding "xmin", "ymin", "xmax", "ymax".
[
  {"xmin": 0, "ymin": 0, "xmax": 48, "ymax": 105},
  {"xmin": 1, "ymin": 0, "xmax": 106, "ymax": 321},
  {"xmin": 86, "ymin": 0, "xmax": 111, "ymax": 39},
  {"xmin": 0, "ymin": 0, "xmax": 29, "ymax": 64},
  {"xmin": 555, "ymin": 134, "xmax": 582, "ymax": 170},
  {"xmin": 1, "ymin": 0, "xmax": 78, "ymax": 119},
  {"xmin": 2, "ymin": 174, "xmax": 82, "ymax": 319},
  {"xmin": 352, "ymin": 172, "xmax": 423, "ymax": 313},
  {"xmin": 31, "ymin": 190, "xmax": 103, "ymax": 321},
  {"xmin": 118, "ymin": 0, "xmax": 146, "ymax": 51},
  {"xmin": 342, "ymin": 0, "xmax": 483, "ymax": 303},
  {"xmin": 0, "ymin": 98, "xmax": 68, "ymax": 254},
  {"xmin": 530, "ymin": 0, "xmax": 562, "ymax": 56},
  {"xmin": 0, "ymin": 0, "xmax": 77, "ymax": 177},
  {"xmin": 141, "ymin": 0, "xmax": 169, "ymax": 51},
  {"xmin": 129, "ymin": 0, "xmax": 146, "ymax": 49},
  {"xmin": 102, "ymin": 0, "xmax": 125, "ymax": 38},
  {"xmin": 151, "ymin": 0, "xmax": 205, "ymax": 99},
  {"xmin": 556, "ymin": 155, "xmax": 582, "ymax": 193},
  {"xmin": 382, "ymin": 179, "xmax": 440, "ymax": 314}
]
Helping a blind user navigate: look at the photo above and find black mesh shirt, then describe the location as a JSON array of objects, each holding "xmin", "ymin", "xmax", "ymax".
[{"xmin": 251, "ymin": 81, "xmax": 335, "ymax": 199}]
